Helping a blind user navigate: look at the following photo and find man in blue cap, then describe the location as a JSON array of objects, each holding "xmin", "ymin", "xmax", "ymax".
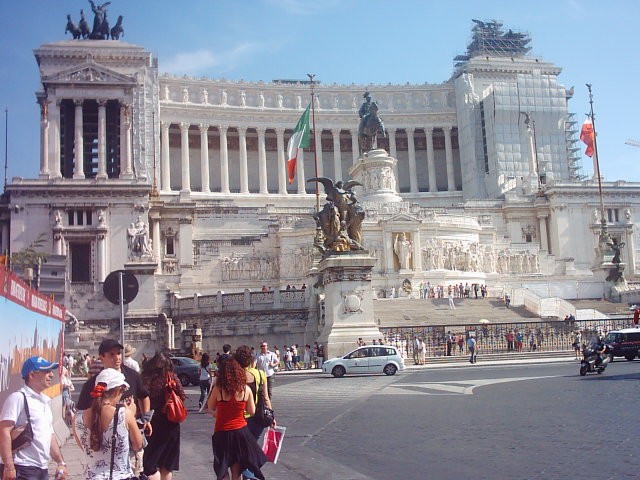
[{"xmin": 0, "ymin": 356, "xmax": 67, "ymax": 480}]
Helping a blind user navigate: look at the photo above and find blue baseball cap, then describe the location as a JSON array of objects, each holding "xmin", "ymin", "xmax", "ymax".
[{"xmin": 21, "ymin": 356, "xmax": 59, "ymax": 379}]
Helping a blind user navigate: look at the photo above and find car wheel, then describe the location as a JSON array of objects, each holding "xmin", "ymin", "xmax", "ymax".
[
  {"xmin": 625, "ymin": 354, "xmax": 636, "ymax": 361},
  {"xmin": 332, "ymin": 365, "xmax": 346, "ymax": 378},
  {"xmin": 178, "ymin": 373, "xmax": 190, "ymax": 386},
  {"xmin": 383, "ymin": 364, "xmax": 397, "ymax": 376}
]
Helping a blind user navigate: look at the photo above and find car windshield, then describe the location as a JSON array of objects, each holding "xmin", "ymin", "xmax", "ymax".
[{"xmin": 181, "ymin": 357, "xmax": 198, "ymax": 364}]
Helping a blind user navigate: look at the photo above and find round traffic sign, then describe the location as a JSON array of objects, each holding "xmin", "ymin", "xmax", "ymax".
[{"xmin": 103, "ymin": 270, "xmax": 139, "ymax": 305}]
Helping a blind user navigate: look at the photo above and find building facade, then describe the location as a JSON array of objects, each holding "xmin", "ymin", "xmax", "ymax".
[{"xmin": 1, "ymin": 21, "xmax": 639, "ymax": 354}]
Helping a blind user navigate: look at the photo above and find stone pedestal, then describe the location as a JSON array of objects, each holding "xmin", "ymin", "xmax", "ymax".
[
  {"xmin": 124, "ymin": 261, "xmax": 158, "ymax": 315},
  {"xmin": 317, "ymin": 252, "xmax": 382, "ymax": 359},
  {"xmin": 349, "ymin": 149, "xmax": 402, "ymax": 203},
  {"xmin": 592, "ymin": 262, "xmax": 627, "ymax": 300}
]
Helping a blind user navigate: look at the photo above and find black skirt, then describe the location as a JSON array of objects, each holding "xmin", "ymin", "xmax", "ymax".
[
  {"xmin": 212, "ymin": 426, "xmax": 267, "ymax": 480},
  {"xmin": 143, "ymin": 412, "xmax": 181, "ymax": 475}
]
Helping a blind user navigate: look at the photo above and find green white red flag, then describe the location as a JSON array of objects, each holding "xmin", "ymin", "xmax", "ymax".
[
  {"xmin": 286, "ymin": 104, "xmax": 311, "ymax": 184},
  {"xmin": 580, "ymin": 116, "xmax": 595, "ymax": 157}
]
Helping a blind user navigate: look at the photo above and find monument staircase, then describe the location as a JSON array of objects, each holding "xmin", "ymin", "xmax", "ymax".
[{"xmin": 373, "ymin": 296, "xmax": 539, "ymax": 327}]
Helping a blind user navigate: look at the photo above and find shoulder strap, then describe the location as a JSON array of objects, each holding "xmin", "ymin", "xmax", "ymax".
[
  {"xmin": 109, "ymin": 405, "xmax": 122, "ymax": 480},
  {"xmin": 21, "ymin": 392, "xmax": 32, "ymax": 424}
]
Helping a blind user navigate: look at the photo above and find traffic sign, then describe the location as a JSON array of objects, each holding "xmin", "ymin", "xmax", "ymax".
[{"xmin": 103, "ymin": 270, "xmax": 139, "ymax": 305}]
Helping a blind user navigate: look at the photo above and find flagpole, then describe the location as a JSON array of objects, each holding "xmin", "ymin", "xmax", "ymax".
[
  {"xmin": 307, "ymin": 73, "xmax": 320, "ymax": 213},
  {"xmin": 586, "ymin": 84, "xmax": 607, "ymax": 239}
]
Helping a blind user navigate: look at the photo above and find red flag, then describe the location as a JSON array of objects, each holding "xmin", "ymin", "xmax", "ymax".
[{"xmin": 580, "ymin": 117, "xmax": 595, "ymax": 157}]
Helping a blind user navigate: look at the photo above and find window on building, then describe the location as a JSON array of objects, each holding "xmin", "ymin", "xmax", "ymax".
[
  {"xmin": 69, "ymin": 242, "xmax": 91, "ymax": 283},
  {"xmin": 607, "ymin": 208, "xmax": 619, "ymax": 223},
  {"xmin": 525, "ymin": 234, "xmax": 532, "ymax": 243},
  {"xmin": 165, "ymin": 236, "xmax": 175, "ymax": 256}
]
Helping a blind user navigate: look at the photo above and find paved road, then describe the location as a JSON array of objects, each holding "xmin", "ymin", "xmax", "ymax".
[{"xmin": 70, "ymin": 359, "xmax": 640, "ymax": 479}]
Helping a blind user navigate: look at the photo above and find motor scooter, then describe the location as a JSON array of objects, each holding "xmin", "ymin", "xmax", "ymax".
[{"xmin": 579, "ymin": 342, "xmax": 610, "ymax": 376}]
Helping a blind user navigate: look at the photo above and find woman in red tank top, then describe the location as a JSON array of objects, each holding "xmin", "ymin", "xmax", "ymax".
[{"xmin": 208, "ymin": 357, "xmax": 267, "ymax": 480}]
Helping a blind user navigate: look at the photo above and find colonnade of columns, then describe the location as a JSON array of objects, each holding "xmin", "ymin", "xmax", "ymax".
[
  {"xmin": 160, "ymin": 122, "xmax": 459, "ymax": 195},
  {"xmin": 39, "ymin": 98, "xmax": 133, "ymax": 179}
]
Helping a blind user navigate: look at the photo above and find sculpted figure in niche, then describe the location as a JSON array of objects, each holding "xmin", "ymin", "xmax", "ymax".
[
  {"xmin": 221, "ymin": 89, "xmax": 227, "ymax": 106},
  {"xmin": 394, "ymin": 232, "xmax": 413, "ymax": 270},
  {"xmin": 127, "ymin": 215, "xmax": 152, "ymax": 258},
  {"xmin": 277, "ymin": 94, "xmax": 284, "ymax": 109}
]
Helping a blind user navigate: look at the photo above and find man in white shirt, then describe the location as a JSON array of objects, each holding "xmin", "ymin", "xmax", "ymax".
[
  {"xmin": 255, "ymin": 342, "xmax": 279, "ymax": 399},
  {"xmin": 0, "ymin": 356, "xmax": 67, "ymax": 480}
]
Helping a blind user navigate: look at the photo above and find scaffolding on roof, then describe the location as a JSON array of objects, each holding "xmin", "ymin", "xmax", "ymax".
[{"xmin": 454, "ymin": 19, "xmax": 532, "ymax": 67}]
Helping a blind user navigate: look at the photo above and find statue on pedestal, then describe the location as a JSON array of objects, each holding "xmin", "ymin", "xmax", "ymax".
[
  {"xmin": 357, "ymin": 92, "xmax": 386, "ymax": 153},
  {"xmin": 308, "ymin": 177, "xmax": 365, "ymax": 254},
  {"xmin": 127, "ymin": 215, "xmax": 153, "ymax": 259},
  {"xmin": 394, "ymin": 232, "xmax": 413, "ymax": 270}
]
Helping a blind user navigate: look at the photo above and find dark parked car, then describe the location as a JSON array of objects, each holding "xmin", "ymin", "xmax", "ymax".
[
  {"xmin": 171, "ymin": 356, "xmax": 200, "ymax": 386},
  {"xmin": 604, "ymin": 328, "xmax": 640, "ymax": 361}
]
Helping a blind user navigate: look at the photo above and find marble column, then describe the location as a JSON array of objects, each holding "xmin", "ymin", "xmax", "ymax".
[
  {"xmin": 152, "ymin": 218, "xmax": 161, "ymax": 273},
  {"xmin": 219, "ymin": 125, "xmax": 230, "ymax": 194},
  {"xmin": 412, "ymin": 230, "xmax": 422, "ymax": 271},
  {"xmin": 238, "ymin": 127, "xmax": 249, "ymax": 194},
  {"xmin": 96, "ymin": 233, "xmax": 106, "ymax": 282},
  {"xmin": 296, "ymin": 148, "xmax": 306, "ymax": 194},
  {"xmin": 53, "ymin": 232, "xmax": 63, "ymax": 255},
  {"xmin": 444, "ymin": 126, "xmax": 455, "ymax": 191},
  {"xmin": 388, "ymin": 128, "xmax": 398, "ymax": 188},
  {"xmin": 314, "ymin": 129, "xmax": 324, "ymax": 178},
  {"xmin": 384, "ymin": 231, "xmax": 394, "ymax": 272},
  {"xmin": 49, "ymin": 100, "xmax": 62, "ymax": 178},
  {"xmin": 332, "ymin": 128, "xmax": 342, "ymax": 181},
  {"xmin": 538, "ymin": 214, "xmax": 549, "ymax": 253},
  {"xmin": 199, "ymin": 124, "xmax": 210, "ymax": 193},
  {"xmin": 38, "ymin": 99, "xmax": 49, "ymax": 177},
  {"xmin": 258, "ymin": 128, "xmax": 268, "ymax": 194},
  {"xmin": 276, "ymin": 127, "xmax": 287, "ymax": 194},
  {"xmin": 73, "ymin": 100, "xmax": 84, "ymax": 179},
  {"xmin": 160, "ymin": 122, "xmax": 171, "ymax": 192},
  {"xmin": 425, "ymin": 127, "xmax": 437, "ymax": 192},
  {"xmin": 350, "ymin": 129, "xmax": 359, "ymax": 164},
  {"xmin": 179, "ymin": 122, "xmax": 191, "ymax": 192},
  {"xmin": 407, "ymin": 127, "xmax": 417, "ymax": 193},
  {"xmin": 120, "ymin": 103, "xmax": 134, "ymax": 179},
  {"xmin": 97, "ymin": 100, "xmax": 107, "ymax": 179}
]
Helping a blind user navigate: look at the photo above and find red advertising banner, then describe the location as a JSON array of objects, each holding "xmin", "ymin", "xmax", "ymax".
[{"xmin": 0, "ymin": 263, "xmax": 65, "ymax": 405}]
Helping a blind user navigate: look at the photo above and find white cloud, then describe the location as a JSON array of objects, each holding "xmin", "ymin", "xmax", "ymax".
[
  {"xmin": 161, "ymin": 42, "xmax": 264, "ymax": 76},
  {"xmin": 162, "ymin": 50, "xmax": 219, "ymax": 75}
]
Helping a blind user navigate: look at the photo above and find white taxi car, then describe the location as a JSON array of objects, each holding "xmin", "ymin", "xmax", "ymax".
[{"xmin": 322, "ymin": 345, "xmax": 405, "ymax": 377}]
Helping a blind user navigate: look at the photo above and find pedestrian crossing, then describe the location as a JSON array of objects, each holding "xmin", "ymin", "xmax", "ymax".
[{"xmin": 269, "ymin": 375, "xmax": 399, "ymax": 430}]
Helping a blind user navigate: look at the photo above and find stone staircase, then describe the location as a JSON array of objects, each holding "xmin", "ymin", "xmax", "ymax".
[{"xmin": 373, "ymin": 297, "xmax": 539, "ymax": 327}]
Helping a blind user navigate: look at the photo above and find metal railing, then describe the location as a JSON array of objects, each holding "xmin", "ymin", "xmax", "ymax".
[{"xmin": 380, "ymin": 317, "xmax": 636, "ymax": 358}]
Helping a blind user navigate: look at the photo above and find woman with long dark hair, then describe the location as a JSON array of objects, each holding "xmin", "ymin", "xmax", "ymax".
[
  {"xmin": 198, "ymin": 352, "xmax": 212, "ymax": 410},
  {"xmin": 140, "ymin": 353, "xmax": 185, "ymax": 480},
  {"xmin": 74, "ymin": 368, "xmax": 143, "ymax": 480},
  {"xmin": 208, "ymin": 357, "xmax": 267, "ymax": 480},
  {"xmin": 233, "ymin": 345, "xmax": 274, "ymax": 439}
]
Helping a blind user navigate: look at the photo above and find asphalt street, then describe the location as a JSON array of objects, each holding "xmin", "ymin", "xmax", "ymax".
[{"xmin": 70, "ymin": 359, "xmax": 640, "ymax": 479}]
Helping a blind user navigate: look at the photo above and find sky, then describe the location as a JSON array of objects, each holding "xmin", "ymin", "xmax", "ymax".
[{"xmin": 0, "ymin": 0, "xmax": 639, "ymax": 184}]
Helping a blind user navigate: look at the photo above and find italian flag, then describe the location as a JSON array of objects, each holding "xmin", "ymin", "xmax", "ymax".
[
  {"xmin": 286, "ymin": 104, "xmax": 311, "ymax": 184},
  {"xmin": 580, "ymin": 116, "xmax": 595, "ymax": 157}
]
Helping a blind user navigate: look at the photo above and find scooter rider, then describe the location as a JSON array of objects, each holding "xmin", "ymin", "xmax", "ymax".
[{"xmin": 593, "ymin": 333, "xmax": 607, "ymax": 366}]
